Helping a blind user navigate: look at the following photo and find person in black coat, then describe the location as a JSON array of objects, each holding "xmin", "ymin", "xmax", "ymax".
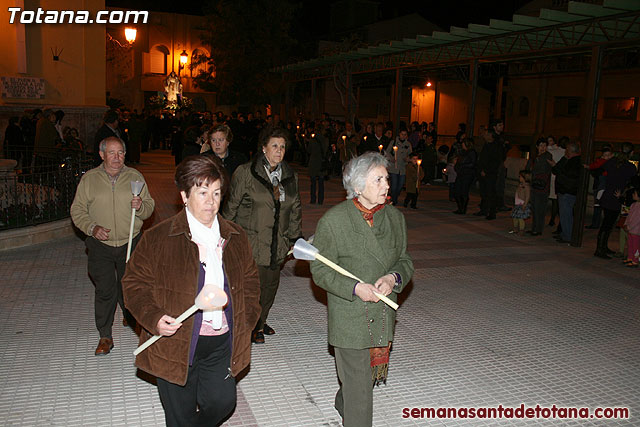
[
  {"xmin": 475, "ymin": 130, "xmax": 503, "ymax": 220},
  {"xmin": 549, "ymin": 142, "xmax": 582, "ymax": 243},
  {"xmin": 4, "ymin": 117, "xmax": 23, "ymax": 163},
  {"xmin": 94, "ymin": 110, "xmax": 124, "ymax": 166},
  {"xmin": 453, "ymin": 137, "xmax": 477, "ymax": 215}
]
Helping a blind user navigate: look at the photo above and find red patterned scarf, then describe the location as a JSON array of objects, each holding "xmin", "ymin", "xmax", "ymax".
[{"xmin": 352, "ymin": 197, "xmax": 390, "ymax": 226}]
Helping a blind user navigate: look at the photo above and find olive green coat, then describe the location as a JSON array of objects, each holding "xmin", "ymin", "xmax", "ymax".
[
  {"xmin": 222, "ymin": 154, "xmax": 302, "ymax": 268},
  {"xmin": 310, "ymin": 200, "xmax": 414, "ymax": 349}
]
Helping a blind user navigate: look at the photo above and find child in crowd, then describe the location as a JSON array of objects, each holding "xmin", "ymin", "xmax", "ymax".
[
  {"xmin": 404, "ymin": 154, "xmax": 425, "ymax": 209},
  {"xmin": 623, "ymin": 187, "xmax": 640, "ymax": 268},
  {"xmin": 510, "ymin": 170, "xmax": 531, "ymax": 236},
  {"xmin": 445, "ymin": 156, "xmax": 457, "ymax": 201}
]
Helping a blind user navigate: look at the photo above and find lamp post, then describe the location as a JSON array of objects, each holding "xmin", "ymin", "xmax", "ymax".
[
  {"xmin": 124, "ymin": 27, "xmax": 137, "ymax": 44},
  {"xmin": 178, "ymin": 50, "xmax": 188, "ymax": 76}
]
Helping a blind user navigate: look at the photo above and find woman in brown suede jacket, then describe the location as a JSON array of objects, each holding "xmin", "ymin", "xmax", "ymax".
[{"xmin": 123, "ymin": 155, "xmax": 260, "ymax": 426}]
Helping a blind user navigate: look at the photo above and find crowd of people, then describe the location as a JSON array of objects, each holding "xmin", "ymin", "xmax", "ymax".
[
  {"xmin": 68, "ymin": 118, "xmax": 413, "ymax": 426},
  {"xmin": 3, "ymin": 108, "xmax": 84, "ymax": 170},
  {"xmin": 5, "ymin": 102, "xmax": 637, "ymax": 426}
]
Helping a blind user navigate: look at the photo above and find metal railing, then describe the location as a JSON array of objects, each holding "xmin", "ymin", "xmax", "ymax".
[{"xmin": 0, "ymin": 149, "xmax": 94, "ymax": 231}]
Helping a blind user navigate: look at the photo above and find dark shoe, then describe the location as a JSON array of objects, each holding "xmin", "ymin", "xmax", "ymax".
[
  {"xmin": 263, "ymin": 324, "xmax": 276, "ymax": 335},
  {"xmin": 552, "ymin": 229, "xmax": 562, "ymax": 235},
  {"xmin": 548, "ymin": 220, "xmax": 555, "ymax": 226},
  {"xmin": 498, "ymin": 206, "xmax": 511, "ymax": 212},
  {"xmin": 473, "ymin": 211, "xmax": 486, "ymax": 216},
  {"xmin": 594, "ymin": 251, "xmax": 611, "ymax": 259},
  {"xmin": 95, "ymin": 338, "xmax": 114, "ymax": 356},
  {"xmin": 530, "ymin": 232, "xmax": 541, "ymax": 236},
  {"xmin": 485, "ymin": 215, "xmax": 496, "ymax": 220},
  {"xmin": 410, "ymin": 206, "xmax": 417, "ymax": 209},
  {"xmin": 605, "ymin": 248, "xmax": 615, "ymax": 255},
  {"xmin": 251, "ymin": 330, "xmax": 265, "ymax": 344},
  {"xmin": 557, "ymin": 239, "xmax": 571, "ymax": 244}
]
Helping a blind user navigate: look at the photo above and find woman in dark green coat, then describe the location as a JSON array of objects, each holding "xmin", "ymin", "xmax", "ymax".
[
  {"xmin": 310, "ymin": 152, "xmax": 414, "ymax": 427},
  {"xmin": 222, "ymin": 127, "xmax": 302, "ymax": 344}
]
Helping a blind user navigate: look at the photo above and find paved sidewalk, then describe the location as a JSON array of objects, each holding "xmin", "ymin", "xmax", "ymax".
[{"xmin": 1, "ymin": 151, "xmax": 638, "ymax": 426}]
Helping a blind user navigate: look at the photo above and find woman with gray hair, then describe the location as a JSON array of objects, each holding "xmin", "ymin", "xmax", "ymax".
[{"xmin": 310, "ymin": 152, "xmax": 414, "ymax": 427}]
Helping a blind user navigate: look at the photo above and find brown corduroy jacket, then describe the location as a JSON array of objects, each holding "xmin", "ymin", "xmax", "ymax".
[{"xmin": 122, "ymin": 209, "xmax": 261, "ymax": 385}]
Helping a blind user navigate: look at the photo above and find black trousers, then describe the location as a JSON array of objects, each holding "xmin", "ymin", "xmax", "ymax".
[
  {"xmin": 310, "ymin": 175, "xmax": 324, "ymax": 204},
  {"xmin": 86, "ymin": 234, "xmax": 140, "ymax": 338},
  {"xmin": 404, "ymin": 191, "xmax": 418, "ymax": 208},
  {"xmin": 530, "ymin": 192, "xmax": 549, "ymax": 233},
  {"xmin": 454, "ymin": 175, "xmax": 474, "ymax": 199},
  {"xmin": 157, "ymin": 334, "xmax": 236, "ymax": 427},
  {"xmin": 479, "ymin": 174, "xmax": 498, "ymax": 215}
]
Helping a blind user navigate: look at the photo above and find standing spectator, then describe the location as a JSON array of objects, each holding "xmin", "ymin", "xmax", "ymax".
[
  {"xmin": 20, "ymin": 109, "xmax": 38, "ymax": 168},
  {"xmin": 453, "ymin": 137, "xmax": 477, "ymax": 215},
  {"xmin": 527, "ymin": 138, "xmax": 553, "ymax": 236},
  {"xmin": 222, "ymin": 128, "xmax": 302, "ymax": 344},
  {"xmin": 623, "ymin": 187, "xmax": 640, "ymax": 267},
  {"xmin": 547, "ymin": 135, "xmax": 566, "ymax": 229},
  {"xmin": 94, "ymin": 110, "xmax": 123, "ymax": 166},
  {"xmin": 127, "ymin": 113, "xmax": 146, "ymax": 165},
  {"xmin": 384, "ymin": 128, "xmax": 412, "ymax": 205},
  {"xmin": 421, "ymin": 133, "xmax": 437, "ymax": 185},
  {"xmin": 475, "ymin": 129, "xmax": 503, "ymax": 220},
  {"xmin": 70, "ymin": 137, "xmax": 155, "ymax": 355},
  {"xmin": 34, "ymin": 108, "xmax": 59, "ymax": 162},
  {"xmin": 201, "ymin": 124, "xmax": 247, "ymax": 179},
  {"xmin": 404, "ymin": 153, "xmax": 424, "ymax": 209},
  {"xmin": 594, "ymin": 142, "xmax": 637, "ymax": 258},
  {"xmin": 510, "ymin": 170, "xmax": 531, "ymax": 236},
  {"xmin": 548, "ymin": 142, "xmax": 581, "ymax": 244},
  {"xmin": 4, "ymin": 117, "xmax": 23, "ymax": 163},
  {"xmin": 445, "ymin": 154, "xmax": 457, "ymax": 202},
  {"xmin": 307, "ymin": 125, "xmax": 328, "ymax": 205},
  {"xmin": 491, "ymin": 119, "xmax": 512, "ymax": 212},
  {"xmin": 584, "ymin": 146, "xmax": 613, "ymax": 229}
]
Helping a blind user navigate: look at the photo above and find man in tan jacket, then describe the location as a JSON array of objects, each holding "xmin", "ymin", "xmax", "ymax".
[{"xmin": 71, "ymin": 137, "xmax": 155, "ymax": 355}]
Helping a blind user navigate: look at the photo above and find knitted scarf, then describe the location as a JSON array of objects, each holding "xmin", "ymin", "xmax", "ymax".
[{"xmin": 352, "ymin": 196, "xmax": 390, "ymax": 227}]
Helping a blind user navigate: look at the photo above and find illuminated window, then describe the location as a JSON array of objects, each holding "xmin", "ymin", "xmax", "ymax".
[
  {"xmin": 190, "ymin": 48, "xmax": 210, "ymax": 78},
  {"xmin": 603, "ymin": 97, "xmax": 638, "ymax": 120},
  {"xmin": 150, "ymin": 45, "xmax": 169, "ymax": 75}
]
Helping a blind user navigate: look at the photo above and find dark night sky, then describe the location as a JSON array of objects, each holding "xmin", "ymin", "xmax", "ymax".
[{"xmin": 106, "ymin": 0, "xmax": 531, "ymax": 33}]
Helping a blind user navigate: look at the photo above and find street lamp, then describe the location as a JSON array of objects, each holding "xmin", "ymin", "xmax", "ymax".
[
  {"xmin": 124, "ymin": 27, "xmax": 137, "ymax": 44},
  {"xmin": 178, "ymin": 50, "xmax": 188, "ymax": 75}
]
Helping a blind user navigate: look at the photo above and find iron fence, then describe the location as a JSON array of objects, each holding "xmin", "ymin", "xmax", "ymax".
[{"xmin": 0, "ymin": 150, "xmax": 94, "ymax": 231}]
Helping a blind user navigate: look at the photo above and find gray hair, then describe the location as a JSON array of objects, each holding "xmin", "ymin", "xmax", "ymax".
[
  {"xmin": 99, "ymin": 136, "xmax": 127, "ymax": 153},
  {"xmin": 566, "ymin": 141, "xmax": 580, "ymax": 154},
  {"xmin": 342, "ymin": 152, "xmax": 389, "ymax": 199}
]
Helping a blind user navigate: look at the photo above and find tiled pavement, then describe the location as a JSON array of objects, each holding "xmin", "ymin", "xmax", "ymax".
[{"xmin": 1, "ymin": 150, "xmax": 639, "ymax": 426}]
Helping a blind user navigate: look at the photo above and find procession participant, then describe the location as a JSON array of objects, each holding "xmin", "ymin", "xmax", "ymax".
[
  {"xmin": 70, "ymin": 136, "xmax": 155, "ymax": 355},
  {"xmin": 310, "ymin": 152, "xmax": 414, "ymax": 427}
]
